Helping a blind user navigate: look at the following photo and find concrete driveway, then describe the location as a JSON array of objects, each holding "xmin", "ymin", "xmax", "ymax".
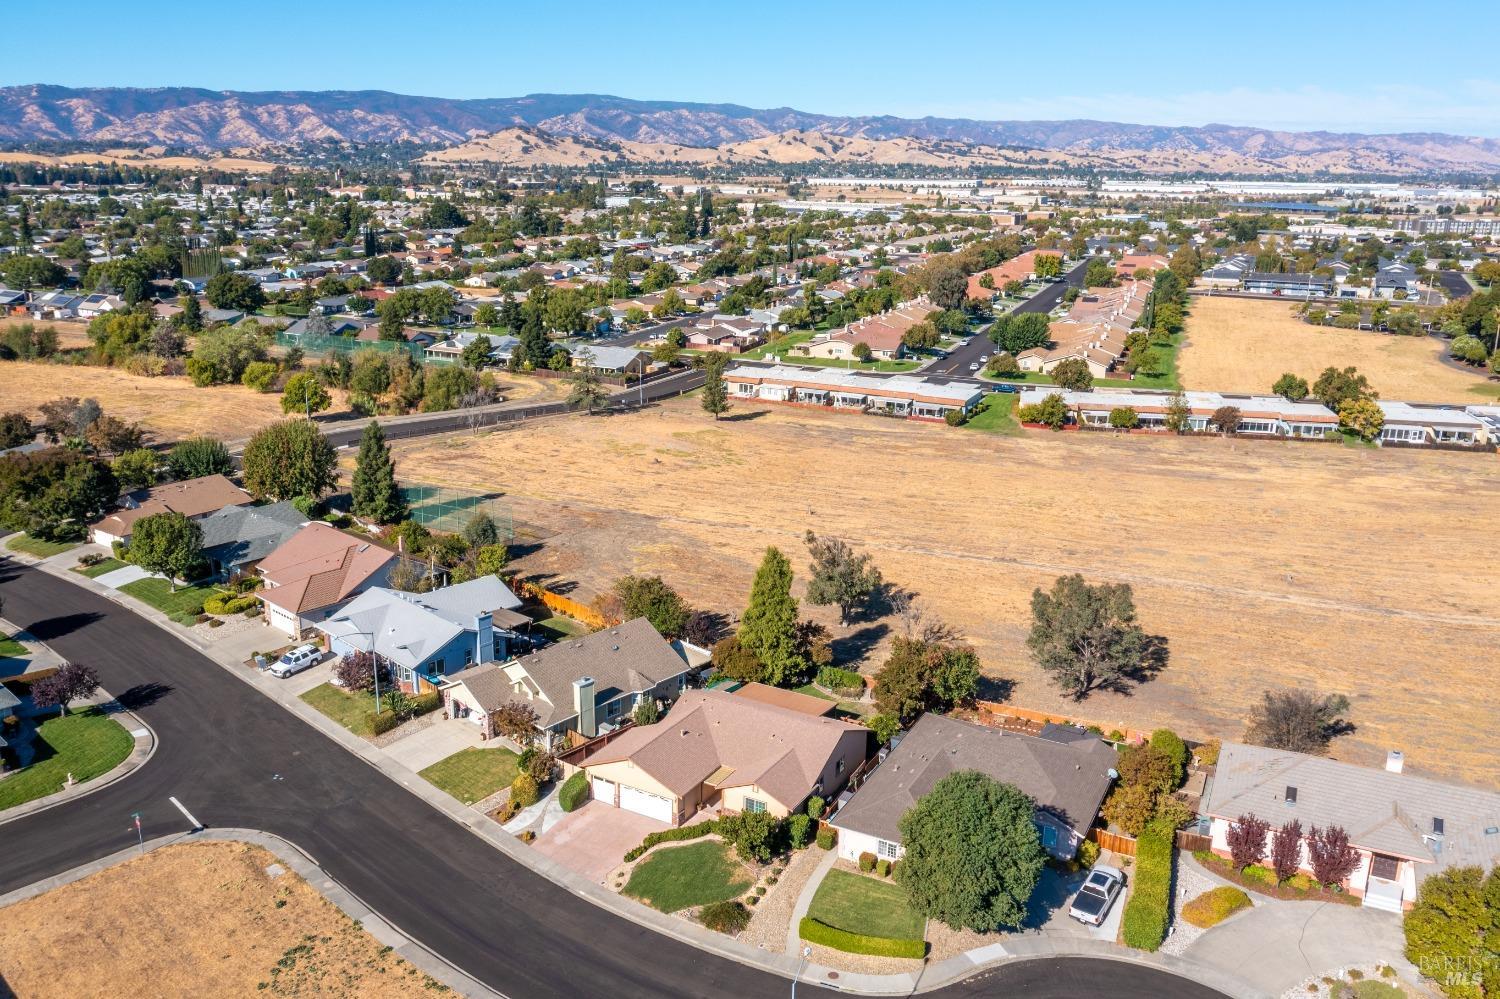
[
  {"xmin": 531, "ymin": 800, "xmax": 670, "ymax": 884},
  {"xmin": 385, "ymin": 717, "xmax": 484, "ymax": 773},
  {"xmin": 93, "ymin": 564, "xmax": 152, "ymax": 589},
  {"xmin": 1185, "ymin": 900, "xmax": 1410, "ymax": 994},
  {"xmin": 1024, "ymin": 865, "xmax": 1123, "ymax": 942}
]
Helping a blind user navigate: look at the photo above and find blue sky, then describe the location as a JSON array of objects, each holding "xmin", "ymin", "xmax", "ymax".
[{"xmin": 6, "ymin": 0, "xmax": 1498, "ymax": 136}]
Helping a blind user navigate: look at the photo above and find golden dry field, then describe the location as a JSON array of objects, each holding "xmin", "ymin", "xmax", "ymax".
[
  {"xmin": 1179, "ymin": 295, "xmax": 1500, "ymax": 402},
  {"xmin": 394, "ymin": 399, "xmax": 1500, "ymax": 784},
  {"xmin": 0, "ymin": 841, "xmax": 441, "ymax": 998}
]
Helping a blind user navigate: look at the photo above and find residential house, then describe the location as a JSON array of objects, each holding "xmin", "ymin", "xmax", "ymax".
[
  {"xmin": 90, "ymin": 474, "xmax": 253, "ymax": 547},
  {"xmin": 315, "ymin": 576, "xmax": 528, "ymax": 693},
  {"xmin": 829, "ymin": 714, "xmax": 1117, "ymax": 862},
  {"xmin": 732, "ymin": 681, "xmax": 836, "ymax": 717},
  {"xmin": 686, "ymin": 317, "xmax": 766, "ymax": 354},
  {"xmin": 801, "ymin": 298, "xmax": 937, "ymax": 362},
  {"xmin": 1243, "ymin": 272, "xmax": 1334, "ymax": 297},
  {"xmin": 1017, "ymin": 386, "xmax": 1340, "ymax": 438},
  {"xmin": 255, "ymin": 523, "xmax": 396, "ymax": 638},
  {"xmin": 726, "ymin": 363, "xmax": 982, "ymax": 421},
  {"xmin": 1199, "ymin": 253, "xmax": 1255, "ymax": 287},
  {"xmin": 1114, "ymin": 253, "xmax": 1169, "ymax": 279},
  {"xmin": 1376, "ymin": 401, "xmax": 1489, "ymax": 446},
  {"xmin": 437, "ymin": 617, "xmax": 706, "ymax": 749},
  {"xmin": 1374, "ymin": 262, "xmax": 1422, "ymax": 299},
  {"xmin": 197, "ymin": 500, "xmax": 308, "ymax": 580},
  {"xmin": 572, "ymin": 344, "xmax": 649, "ymax": 377},
  {"xmin": 581, "ymin": 688, "xmax": 870, "ymax": 825},
  {"xmin": 1203, "ymin": 742, "xmax": 1500, "ymax": 912}
]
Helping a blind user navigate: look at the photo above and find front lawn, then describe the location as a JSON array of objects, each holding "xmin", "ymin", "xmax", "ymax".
[
  {"xmin": 419, "ymin": 747, "xmax": 520, "ymax": 805},
  {"xmin": 5, "ymin": 535, "xmax": 80, "ymax": 558},
  {"xmin": 963, "ymin": 394, "xmax": 1021, "ymax": 435},
  {"xmin": 0, "ymin": 707, "xmax": 134, "ymax": 811},
  {"xmin": 623, "ymin": 840, "xmax": 751, "ymax": 913},
  {"xmin": 299, "ymin": 683, "xmax": 379, "ymax": 738},
  {"xmin": 117, "ymin": 578, "xmax": 223, "ymax": 618},
  {"xmin": 73, "ymin": 557, "xmax": 127, "ymax": 579},
  {"xmin": 0, "ymin": 631, "xmax": 27, "ymax": 659},
  {"xmin": 808, "ymin": 869, "xmax": 925, "ymax": 940}
]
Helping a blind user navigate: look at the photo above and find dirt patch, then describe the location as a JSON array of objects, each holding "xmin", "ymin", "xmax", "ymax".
[
  {"xmin": 391, "ymin": 398, "xmax": 1500, "ymax": 784},
  {"xmin": 0, "ymin": 841, "xmax": 443, "ymax": 997},
  {"xmin": 1178, "ymin": 296, "xmax": 1497, "ymax": 402},
  {"xmin": 0, "ymin": 361, "xmax": 336, "ymax": 442}
]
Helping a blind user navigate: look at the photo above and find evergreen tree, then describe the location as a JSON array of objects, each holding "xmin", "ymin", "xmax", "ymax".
[
  {"xmin": 738, "ymin": 547, "xmax": 805, "ymax": 686},
  {"xmin": 701, "ymin": 352, "xmax": 731, "ymax": 420},
  {"xmin": 350, "ymin": 421, "xmax": 407, "ymax": 524}
]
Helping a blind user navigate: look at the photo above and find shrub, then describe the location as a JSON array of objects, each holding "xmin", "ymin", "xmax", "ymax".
[
  {"xmin": 1181, "ymin": 886, "xmax": 1252, "ymax": 928},
  {"xmin": 787, "ymin": 812, "xmax": 812, "ymax": 849},
  {"xmin": 510, "ymin": 772, "xmax": 539, "ymax": 808},
  {"xmin": 806, "ymin": 795, "xmax": 825, "ymax": 819},
  {"xmin": 718, "ymin": 810, "xmax": 781, "ymax": 863},
  {"xmin": 559, "ymin": 771, "xmax": 588, "ymax": 812},
  {"xmin": 1288, "ymin": 873, "xmax": 1316, "ymax": 891},
  {"xmin": 410, "ymin": 691, "xmax": 442, "ymax": 717},
  {"xmin": 369, "ymin": 708, "xmax": 403, "ymax": 736},
  {"xmin": 1148, "ymin": 729, "xmax": 1187, "ymax": 787},
  {"xmin": 1076, "ymin": 838, "xmax": 1101, "ymax": 869},
  {"xmin": 699, "ymin": 900, "xmax": 751, "ymax": 934},
  {"xmin": 1120, "ymin": 824, "xmax": 1173, "ymax": 951},
  {"xmin": 816, "ymin": 827, "xmax": 836, "ymax": 851},
  {"xmin": 798, "ymin": 918, "xmax": 927, "ymax": 959},
  {"xmin": 876, "ymin": 859, "xmax": 892, "ymax": 878},
  {"xmin": 815, "ymin": 665, "xmax": 864, "ymax": 696},
  {"xmin": 858, "ymin": 851, "xmax": 877, "ymax": 873},
  {"xmin": 623, "ymin": 819, "xmax": 719, "ymax": 863},
  {"xmin": 204, "ymin": 592, "xmax": 258, "ymax": 616},
  {"xmin": 754, "ymin": 885, "xmax": 766, "ymax": 897},
  {"xmin": 1243, "ymin": 864, "xmax": 1277, "ymax": 885},
  {"xmin": 1196, "ymin": 738, "xmax": 1221, "ymax": 767}
]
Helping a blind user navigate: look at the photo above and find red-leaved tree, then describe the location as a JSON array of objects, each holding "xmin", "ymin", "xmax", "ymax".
[
  {"xmin": 493, "ymin": 702, "xmax": 540, "ymax": 745},
  {"xmin": 29, "ymin": 662, "xmax": 100, "ymax": 716},
  {"xmin": 333, "ymin": 651, "xmax": 379, "ymax": 693},
  {"xmin": 1226, "ymin": 813, "xmax": 1270, "ymax": 870},
  {"xmin": 1270, "ymin": 819, "xmax": 1304, "ymax": 882},
  {"xmin": 1306, "ymin": 825, "xmax": 1361, "ymax": 888}
]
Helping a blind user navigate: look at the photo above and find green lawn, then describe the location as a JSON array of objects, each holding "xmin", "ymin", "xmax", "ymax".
[
  {"xmin": 808, "ymin": 869, "xmax": 925, "ymax": 940},
  {"xmin": 117, "ymin": 578, "xmax": 223, "ymax": 617},
  {"xmin": 533, "ymin": 615, "xmax": 587, "ymax": 642},
  {"xmin": 0, "ymin": 631, "xmax": 27, "ymax": 659},
  {"xmin": 963, "ymin": 393, "xmax": 1022, "ymax": 435},
  {"xmin": 743, "ymin": 331, "xmax": 919, "ymax": 372},
  {"xmin": 299, "ymin": 683, "xmax": 380, "ymax": 738},
  {"xmin": 623, "ymin": 840, "xmax": 751, "ymax": 913},
  {"xmin": 72, "ymin": 557, "xmax": 128, "ymax": 579},
  {"xmin": 0, "ymin": 708, "xmax": 134, "ymax": 811},
  {"xmin": 791, "ymin": 682, "xmax": 836, "ymax": 701},
  {"xmin": 419, "ymin": 747, "xmax": 521, "ymax": 805},
  {"xmin": 5, "ymin": 535, "xmax": 80, "ymax": 558}
]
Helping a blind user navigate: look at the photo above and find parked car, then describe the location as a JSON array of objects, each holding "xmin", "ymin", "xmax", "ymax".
[
  {"xmin": 1068, "ymin": 864, "xmax": 1125, "ymax": 926},
  {"xmin": 269, "ymin": 644, "xmax": 322, "ymax": 678},
  {"xmin": 969, "ymin": 362, "xmax": 980, "ymax": 371}
]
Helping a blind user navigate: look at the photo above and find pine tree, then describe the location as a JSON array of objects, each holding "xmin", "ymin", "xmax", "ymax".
[
  {"xmin": 351, "ymin": 421, "xmax": 407, "ymax": 524},
  {"xmin": 738, "ymin": 547, "xmax": 805, "ymax": 686},
  {"xmin": 701, "ymin": 352, "xmax": 731, "ymax": 421}
]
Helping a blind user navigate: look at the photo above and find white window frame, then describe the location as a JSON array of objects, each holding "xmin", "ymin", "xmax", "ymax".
[{"xmin": 877, "ymin": 839, "xmax": 900, "ymax": 859}]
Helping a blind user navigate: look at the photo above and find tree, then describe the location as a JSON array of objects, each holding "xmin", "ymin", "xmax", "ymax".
[
  {"xmin": 242, "ymin": 419, "xmax": 338, "ymax": 501},
  {"xmin": 566, "ymin": 350, "xmax": 610, "ymax": 415},
  {"xmin": 179, "ymin": 294, "xmax": 202, "ymax": 332},
  {"xmin": 1125, "ymin": 347, "xmax": 1163, "ymax": 377},
  {"xmin": 1312, "ymin": 366, "xmax": 1375, "ymax": 409},
  {"xmin": 867, "ymin": 713, "xmax": 900, "ymax": 746},
  {"xmin": 461, "ymin": 334, "xmax": 494, "ymax": 369},
  {"xmin": 710, "ymin": 634, "xmax": 765, "ymax": 684},
  {"xmin": 128, "ymin": 511, "xmax": 204, "ymax": 589},
  {"xmin": 873, "ymin": 636, "xmax": 980, "ymax": 725},
  {"xmin": 333, "ymin": 650, "xmax": 379, "ymax": 693},
  {"xmin": 896, "ymin": 771, "xmax": 1045, "ymax": 931},
  {"xmin": 493, "ymin": 702, "xmax": 540, "ymax": 745},
  {"xmin": 1051, "ymin": 357, "xmax": 1093, "ymax": 391},
  {"xmin": 1018, "ymin": 392, "xmax": 1069, "ymax": 429},
  {"xmin": 717, "ymin": 810, "xmax": 781, "ymax": 863},
  {"xmin": 1226, "ymin": 814, "xmax": 1270, "ymax": 870},
  {"xmin": 1270, "ymin": 820, "xmax": 1304, "ymax": 883},
  {"xmin": 1, "ymin": 322, "xmax": 58, "ymax": 360},
  {"xmin": 1338, "ymin": 398, "xmax": 1384, "ymax": 441},
  {"xmin": 1245, "ymin": 688, "xmax": 1351, "ymax": 754},
  {"xmin": 0, "ymin": 412, "xmax": 32, "ymax": 449},
  {"xmin": 612, "ymin": 575, "xmax": 691, "ymax": 637},
  {"xmin": 167, "ymin": 437, "xmax": 232, "ymax": 480},
  {"xmin": 474, "ymin": 543, "xmax": 508, "ymax": 577},
  {"xmin": 241, "ymin": 360, "xmax": 280, "ymax": 393},
  {"xmin": 1084, "ymin": 258, "xmax": 1115, "ymax": 288},
  {"xmin": 1108, "ymin": 406, "xmax": 1139, "ymax": 429},
  {"xmin": 1209, "ymin": 405, "xmax": 1241, "ymax": 435},
  {"xmin": 1026, "ymin": 574, "xmax": 1147, "ymax": 699},
  {"xmin": 1101, "ymin": 783, "xmax": 1158, "ymax": 837},
  {"xmin": 1164, "ymin": 391, "xmax": 1191, "ymax": 433},
  {"xmin": 84, "ymin": 415, "xmax": 143, "ymax": 457},
  {"xmin": 1403, "ymin": 865, "xmax": 1499, "ymax": 999},
  {"xmin": 1272, "ymin": 373, "xmax": 1309, "ymax": 401},
  {"xmin": 1034, "ymin": 253, "xmax": 1063, "ymax": 280},
  {"xmin": 738, "ymin": 547, "xmax": 804, "ymax": 686},
  {"xmin": 29, "ymin": 662, "xmax": 100, "ymax": 716},
  {"xmin": 631, "ymin": 697, "xmax": 660, "ymax": 727},
  {"xmin": 701, "ymin": 352, "xmax": 731, "ymax": 421},
  {"xmin": 461, "ymin": 511, "xmax": 499, "ymax": 549},
  {"xmin": 187, "ymin": 325, "xmax": 269, "ymax": 386},
  {"xmin": 925, "ymin": 263, "xmax": 969, "ymax": 309},
  {"xmin": 852, "ymin": 341, "xmax": 873, "ymax": 362},
  {"xmin": 37, "ymin": 397, "xmax": 101, "ymax": 443},
  {"xmin": 204, "ymin": 271, "xmax": 265, "ymax": 312},
  {"xmin": 1305, "ymin": 825, "xmax": 1362, "ymax": 889},
  {"xmin": 1149, "ymin": 729, "xmax": 1187, "ymax": 787},
  {"xmin": 1, "ymin": 254, "xmax": 65, "ymax": 290},
  {"xmin": 803, "ymin": 531, "xmax": 881, "ymax": 625},
  {"xmin": 350, "ymin": 421, "xmax": 407, "ymax": 524},
  {"xmin": 986, "ymin": 350, "xmax": 1021, "ymax": 377},
  {"xmin": 111, "ymin": 449, "xmax": 158, "ymax": 491},
  {"xmin": 0, "ymin": 447, "xmax": 117, "ymax": 540},
  {"xmin": 280, "ymin": 372, "xmax": 333, "ymax": 416}
]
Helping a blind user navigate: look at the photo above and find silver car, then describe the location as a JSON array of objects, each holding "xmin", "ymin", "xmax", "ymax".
[{"xmin": 1068, "ymin": 864, "xmax": 1125, "ymax": 926}]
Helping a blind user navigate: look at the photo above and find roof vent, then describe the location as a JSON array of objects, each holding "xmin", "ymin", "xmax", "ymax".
[{"xmin": 1285, "ymin": 786, "xmax": 1298, "ymax": 804}]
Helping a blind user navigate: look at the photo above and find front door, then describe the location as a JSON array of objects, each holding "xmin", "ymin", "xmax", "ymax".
[{"xmin": 1369, "ymin": 854, "xmax": 1400, "ymax": 882}]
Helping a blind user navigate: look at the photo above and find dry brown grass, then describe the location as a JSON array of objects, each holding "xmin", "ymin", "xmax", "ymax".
[
  {"xmin": 0, "ymin": 841, "xmax": 442, "ymax": 998},
  {"xmin": 1179, "ymin": 296, "xmax": 1499, "ymax": 402},
  {"xmin": 393, "ymin": 399, "xmax": 1500, "ymax": 784},
  {"xmin": 0, "ymin": 361, "xmax": 328, "ymax": 442}
]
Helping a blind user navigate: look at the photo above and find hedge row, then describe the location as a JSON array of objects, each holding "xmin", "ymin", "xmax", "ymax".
[
  {"xmin": 1121, "ymin": 825, "xmax": 1174, "ymax": 951},
  {"xmin": 367, "ymin": 690, "xmax": 444, "ymax": 737},
  {"xmin": 623, "ymin": 819, "xmax": 719, "ymax": 862},
  {"xmin": 204, "ymin": 592, "xmax": 257, "ymax": 615},
  {"xmin": 797, "ymin": 918, "xmax": 927, "ymax": 960},
  {"xmin": 1180, "ymin": 886, "xmax": 1251, "ymax": 928},
  {"xmin": 558, "ymin": 771, "xmax": 588, "ymax": 813}
]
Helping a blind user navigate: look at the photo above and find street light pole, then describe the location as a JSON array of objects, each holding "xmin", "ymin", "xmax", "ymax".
[{"xmin": 791, "ymin": 945, "xmax": 812, "ymax": 999}]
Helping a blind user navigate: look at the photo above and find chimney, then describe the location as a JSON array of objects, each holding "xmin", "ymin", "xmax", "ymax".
[
  {"xmin": 475, "ymin": 611, "xmax": 493, "ymax": 664},
  {"xmin": 1385, "ymin": 750, "xmax": 1404, "ymax": 774},
  {"xmin": 574, "ymin": 676, "xmax": 597, "ymax": 738}
]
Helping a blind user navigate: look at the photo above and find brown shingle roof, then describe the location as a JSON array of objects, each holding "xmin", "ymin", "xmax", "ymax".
[
  {"xmin": 92, "ymin": 474, "xmax": 251, "ymax": 537},
  {"xmin": 733, "ymin": 682, "xmax": 835, "ymax": 717},
  {"xmin": 257, "ymin": 523, "xmax": 394, "ymax": 615}
]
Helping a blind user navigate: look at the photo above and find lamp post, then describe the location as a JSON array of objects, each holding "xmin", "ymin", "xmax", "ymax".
[
  {"xmin": 329, "ymin": 620, "xmax": 384, "ymax": 713},
  {"xmin": 791, "ymin": 945, "xmax": 812, "ymax": 999}
]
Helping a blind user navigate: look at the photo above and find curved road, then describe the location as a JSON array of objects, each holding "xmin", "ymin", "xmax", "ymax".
[{"xmin": 0, "ymin": 560, "xmax": 1225, "ymax": 999}]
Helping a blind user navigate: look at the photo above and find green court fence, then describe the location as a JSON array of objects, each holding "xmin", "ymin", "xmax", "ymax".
[
  {"xmin": 273, "ymin": 331, "xmax": 429, "ymax": 362},
  {"xmin": 400, "ymin": 484, "xmax": 512, "ymax": 538}
]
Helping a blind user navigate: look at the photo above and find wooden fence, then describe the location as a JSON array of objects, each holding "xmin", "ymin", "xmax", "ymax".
[
  {"xmin": 973, "ymin": 701, "xmax": 1150, "ymax": 745},
  {"xmin": 1087, "ymin": 827, "xmax": 1214, "ymax": 858},
  {"xmin": 516, "ymin": 580, "xmax": 611, "ymax": 631}
]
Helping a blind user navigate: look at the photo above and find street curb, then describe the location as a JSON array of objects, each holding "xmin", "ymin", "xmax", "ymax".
[
  {"xmin": 0, "ymin": 827, "xmax": 504, "ymax": 999},
  {"xmin": 9, "ymin": 553, "xmax": 1258, "ymax": 998}
]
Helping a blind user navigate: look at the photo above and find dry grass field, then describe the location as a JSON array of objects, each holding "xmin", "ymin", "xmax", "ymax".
[
  {"xmin": 395, "ymin": 400, "xmax": 1500, "ymax": 784},
  {"xmin": 0, "ymin": 841, "xmax": 442, "ymax": 998},
  {"xmin": 1178, "ymin": 295, "xmax": 1499, "ymax": 402},
  {"xmin": 0, "ymin": 361, "xmax": 302, "ymax": 442}
]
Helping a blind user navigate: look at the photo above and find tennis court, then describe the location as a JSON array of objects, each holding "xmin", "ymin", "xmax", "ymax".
[{"xmin": 400, "ymin": 484, "xmax": 512, "ymax": 537}]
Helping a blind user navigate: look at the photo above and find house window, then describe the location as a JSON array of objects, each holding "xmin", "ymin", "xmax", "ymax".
[
  {"xmin": 464, "ymin": 648, "xmax": 474, "ymax": 666},
  {"xmin": 836, "ymin": 759, "xmax": 845, "ymax": 776},
  {"xmin": 1369, "ymin": 854, "xmax": 1400, "ymax": 881},
  {"xmin": 877, "ymin": 839, "xmax": 900, "ymax": 859},
  {"xmin": 744, "ymin": 798, "xmax": 767, "ymax": 814}
]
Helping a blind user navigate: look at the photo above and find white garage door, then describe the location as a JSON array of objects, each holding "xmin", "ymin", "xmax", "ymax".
[
  {"xmin": 618, "ymin": 783, "xmax": 673, "ymax": 823},
  {"xmin": 591, "ymin": 777, "xmax": 615, "ymax": 804}
]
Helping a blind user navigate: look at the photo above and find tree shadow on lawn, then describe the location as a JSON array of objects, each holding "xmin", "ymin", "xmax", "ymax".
[
  {"xmin": 1101, "ymin": 633, "xmax": 1172, "ymax": 697},
  {"xmin": 717, "ymin": 410, "xmax": 766, "ymax": 423},
  {"xmin": 975, "ymin": 675, "xmax": 1015, "ymax": 704},
  {"xmin": 831, "ymin": 622, "xmax": 888, "ymax": 665}
]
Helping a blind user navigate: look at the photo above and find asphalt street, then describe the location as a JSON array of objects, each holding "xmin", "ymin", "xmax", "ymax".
[
  {"xmin": 0, "ymin": 560, "xmax": 1226, "ymax": 999},
  {"xmin": 925, "ymin": 260, "xmax": 1088, "ymax": 376}
]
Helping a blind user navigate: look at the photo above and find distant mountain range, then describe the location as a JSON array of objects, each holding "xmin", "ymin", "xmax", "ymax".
[{"xmin": 3, "ymin": 85, "xmax": 1498, "ymax": 175}]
